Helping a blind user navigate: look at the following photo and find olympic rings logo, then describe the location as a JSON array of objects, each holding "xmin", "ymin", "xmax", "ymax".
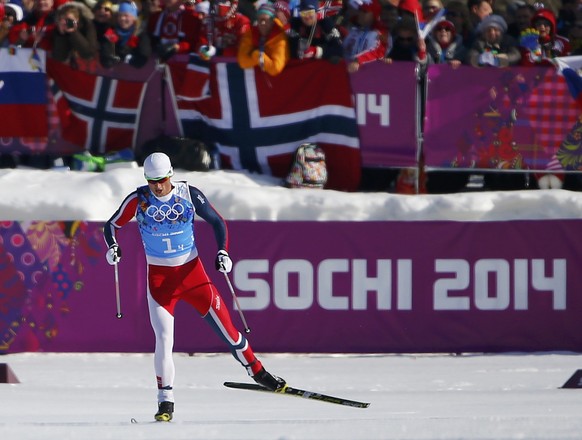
[{"xmin": 146, "ymin": 203, "xmax": 185, "ymax": 222}]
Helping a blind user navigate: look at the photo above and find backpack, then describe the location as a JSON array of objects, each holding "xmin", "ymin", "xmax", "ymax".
[{"xmin": 285, "ymin": 143, "xmax": 328, "ymax": 189}]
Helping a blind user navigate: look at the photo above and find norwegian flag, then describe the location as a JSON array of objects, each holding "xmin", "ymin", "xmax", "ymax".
[
  {"xmin": 175, "ymin": 60, "xmax": 361, "ymax": 191},
  {"xmin": 167, "ymin": 54, "xmax": 211, "ymax": 102},
  {"xmin": 46, "ymin": 59, "xmax": 146, "ymax": 154}
]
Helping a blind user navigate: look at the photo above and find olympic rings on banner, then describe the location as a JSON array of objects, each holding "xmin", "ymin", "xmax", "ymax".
[{"xmin": 146, "ymin": 203, "xmax": 185, "ymax": 222}]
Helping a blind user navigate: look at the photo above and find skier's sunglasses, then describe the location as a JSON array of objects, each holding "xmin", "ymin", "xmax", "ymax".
[{"xmin": 146, "ymin": 176, "xmax": 171, "ymax": 184}]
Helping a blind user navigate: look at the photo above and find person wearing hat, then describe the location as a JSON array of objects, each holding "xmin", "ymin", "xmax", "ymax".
[
  {"xmin": 273, "ymin": 0, "xmax": 290, "ymax": 31},
  {"xmin": 52, "ymin": 0, "xmax": 99, "ymax": 65},
  {"xmin": 343, "ymin": 0, "xmax": 388, "ymax": 73},
  {"xmin": 197, "ymin": 0, "xmax": 250, "ymax": 59},
  {"xmin": 103, "ymin": 152, "xmax": 286, "ymax": 422},
  {"xmin": 93, "ymin": 0, "xmax": 114, "ymax": 46},
  {"xmin": 288, "ymin": 0, "xmax": 343, "ymax": 62},
  {"xmin": 425, "ymin": 19, "xmax": 466, "ymax": 68},
  {"xmin": 237, "ymin": 2, "xmax": 290, "ymax": 76},
  {"xmin": 467, "ymin": 14, "xmax": 521, "ymax": 67},
  {"xmin": 8, "ymin": 0, "xmax": 56, "ymax": 51},
  {"xmin": 98, "ymin": 1, "xmax": 151, "ymax": 68},
  {"xmin": 147, "ymin": 0, "xmax": 203, "ymax": 62},
  {"xmin": 518, "ymin": 7, "xmax": 571, "ymax": 67}
]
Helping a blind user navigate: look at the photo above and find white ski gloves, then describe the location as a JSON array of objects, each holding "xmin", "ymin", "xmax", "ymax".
[
  {"xmin": 215, "ymin": 250, "xmax": 232, "ymax": 273},
  {"xmin": 106, "ymin": 244, "xmax": 122, "ymax": 265}
]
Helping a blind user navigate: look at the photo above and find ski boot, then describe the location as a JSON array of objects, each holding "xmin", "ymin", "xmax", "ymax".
[
  {"xmin": 154, "ymin": 401, "xmax": 174, "ymax": 422},
  {"xmin": 252, "ymin": 367, "xmax": 286, "ymax": 391}
]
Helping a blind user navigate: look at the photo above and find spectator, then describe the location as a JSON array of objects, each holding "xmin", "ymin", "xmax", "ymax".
[
  {"xmin": 1, "ymin": 3, "xmax": 23, "ymax": 47},
  {"xmin": 467, "ymin": 14, "xmax": 521, "ymax": 67},
  {"xmin": 444, "ymin": 0, "xmax": 473, "ymax": 48},
  {"xmin": 343, "ymin": 0, "xmax": 388, "ymax": 73},
  {"xmin": 100, "ymin": 1, "xmax": 152, "ymax": 68},
  {"xmin": 52, "ymin": 1, "xmax": 98, "ymax": 65},
  {"xmin": 519, "ymin": 7, "xmax": 571, "ymax": 66},
  {"xmin": 273, "ymin": 0, "xmax": 290, "ymax": 31},
  {"xmin": 398, "ymin": 0, "xmax": 423, "ymax": 21},
  {"xmin": 93, "ymin": 0, "xmax": 114, "ymax": 45},
  {"xmin": 426, "ymin": 18, "xmax": 466, "ymax": 67},
  {"xmin": 198, "ymin": 0, "xmax": 250, "ymax": 59},
  {"xmin": 421, "ymin": 0, "xmax": 443, "ymax": 23},
  {"xmin": 288, "ymin": 0, "xmax": 343, "ymax": 62},
  {"xmin": 506, "ymin": 1, "xmax": 535, "ymax": 40},
  {"xmin": 9, "ymin": 0, "xmax": 56, "ymax": 51},
  {"xmin": 237, "ymin": 2, "xmax": 289, "ymax": 75},
  {"xmin": 466, "ymin": 0, "xmax": 492, "ymax": 47},
  {"xmin": 148, "ymin": 0, "xmax": 202, "ymax": 62},
  {"xmin": 384, "ymin": 15, "xmax": 427, "ymax": 64},
  {"xmin": 557, "ymin": 0, "xmax": 577, "ymax": 37},
  {"xmin": 193, "ymin": 0, "xmax": 209, "ymax": 20},
  {"xmin": 380, "ymin": 2, "xmax": 399, "ymax": 33}
]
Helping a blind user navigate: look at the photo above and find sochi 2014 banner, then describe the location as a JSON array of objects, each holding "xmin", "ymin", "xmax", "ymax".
[
  {"xmin": 424, "ymin": 64, "xmax": 579, "ymax": 171},
  {"xmin": 171, "ymin": 59, "xmax": 361, "ymax": 191},
  {"xmin": 0, "ymin": 48, "xmax": 48, "ymax": 137},
  {"xmin": 2, "ymin": 220, "xmax": 581, "ymax": 354},
  {"xmin": 348, "ymin": 61, "xmax": 419, "ymax": 168}
]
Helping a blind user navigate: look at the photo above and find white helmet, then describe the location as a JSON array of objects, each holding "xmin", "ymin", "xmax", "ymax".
[{"xmin": 143, "ymin": 152, "xmax": 174, "ymax": 180}]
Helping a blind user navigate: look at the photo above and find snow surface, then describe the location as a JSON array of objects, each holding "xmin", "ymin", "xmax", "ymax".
[
  {"xmin": 2, "ymin": 165, "xmax": 582, "ymax": 439},
  {"xmin": 1, "ymin": 352, "xmax": 581, "ymax": 440},
  {"xmin": 2, "ymin": 165, "xmax": 582, "ymax": 222}
]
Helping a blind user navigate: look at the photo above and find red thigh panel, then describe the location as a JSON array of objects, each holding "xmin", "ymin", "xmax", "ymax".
[{"xmin": 148, "ymin": 258, "xmax": 214, "ymax": 315}]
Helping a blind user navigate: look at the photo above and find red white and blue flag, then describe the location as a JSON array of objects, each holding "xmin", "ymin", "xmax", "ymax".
[
  {"xmin": 0, "ymin": 48, "xmax": 48, "ymax": 137},
  {"xmin": 174, "ymin": 60, "xmax": 361, "ymax": 191},
  {"xmin": 167, "ymin": 54, "xmax": 211, "ymax": 102},
  {"xmin": 47, "ymin": 59, "xmax": 146, "ymax": 154}
]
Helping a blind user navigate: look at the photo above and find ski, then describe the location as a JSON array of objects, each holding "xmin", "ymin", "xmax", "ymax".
[{"xmin": 223, "ymin": 382, "xmax": 370, "ymax": 409}]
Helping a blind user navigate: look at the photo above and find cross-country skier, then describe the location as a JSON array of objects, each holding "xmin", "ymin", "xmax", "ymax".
[{"xmin": 103, "ymin": 152, "xmax": 285, "ymax": 422}]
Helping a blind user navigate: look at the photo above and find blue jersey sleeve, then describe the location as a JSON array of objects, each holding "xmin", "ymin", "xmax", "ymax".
[{"xmin": 189, "ymin": 185, "xmax": 229, "ymax": 251}]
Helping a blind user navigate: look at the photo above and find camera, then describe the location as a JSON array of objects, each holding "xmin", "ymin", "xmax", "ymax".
[{"xmin": 65, "ymin": 18, "xmax": 76, "ymax": 29}]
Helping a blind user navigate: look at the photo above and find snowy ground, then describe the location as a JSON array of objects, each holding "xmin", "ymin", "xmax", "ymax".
[
  {"xmin": 1, "ymin": 352, "xmax": 581, "ymax": 440},
  {"xmin": 1, "ymin": 166, "xmax": 582, "ymax": 222},
  {"xmin": 2, "ymin": 166, "xmax": 582, "ymax": 439}
]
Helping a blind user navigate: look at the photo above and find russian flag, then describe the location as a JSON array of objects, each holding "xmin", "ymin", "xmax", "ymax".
[
  {"xmin": 0, "ymin": 48, "xmax": 48, "ymax": 137},
  {"xmin": 555, "ymin": 56, "xmax": 582, "ymax": 109}
]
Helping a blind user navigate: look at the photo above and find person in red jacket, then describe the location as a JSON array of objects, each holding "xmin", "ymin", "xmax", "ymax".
[
  {"xmin": 519, "ymin": 8, "xmax": 571, "ymax": 67},
  {"xmin": 343, "ymin": 0, "xmax": 389, "ymax": 73},
  {"xmin": 198, "ymin": 0, "xmax": 250, "ymax": 59},
  {"xmin": 9, "ymin": 0, "xmax": 56, "ymax": 51},
  {"xmin": 148, "ymin": 0, "xmax": 202, "ymax": 62}
]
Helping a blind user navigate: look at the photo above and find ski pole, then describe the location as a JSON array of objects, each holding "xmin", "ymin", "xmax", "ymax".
[
  {"xmin": 114, "ymin": 262, "xmax": 123, "ymax": 319},
  {"xmin": 223, "ymin": 272, "xmax": 250, "ymax": 334}
]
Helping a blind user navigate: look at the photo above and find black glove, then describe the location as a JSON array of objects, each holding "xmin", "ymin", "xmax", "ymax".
[{"xmin": 157, "ymin": 43, "xmax": 177, "ymax": 62}]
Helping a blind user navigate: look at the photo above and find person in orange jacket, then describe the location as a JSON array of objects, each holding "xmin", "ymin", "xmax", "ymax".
[{"xmin": 237, "ymin": 2, "xmax": 289, "ymax": 76}]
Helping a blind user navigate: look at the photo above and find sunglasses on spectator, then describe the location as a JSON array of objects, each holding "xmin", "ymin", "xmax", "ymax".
[
  {"xmin": 299, "ymin": 9, "xmax": 315, "ymax": 17},
  {"xmin": 435, "ymin": 26, "xmax": 452, "ymax": 32}
]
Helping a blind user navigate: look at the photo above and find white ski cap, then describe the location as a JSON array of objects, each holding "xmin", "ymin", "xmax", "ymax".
[{"xmin": 143, "ymin": 152, "xmax": 174, "ymax": 180}]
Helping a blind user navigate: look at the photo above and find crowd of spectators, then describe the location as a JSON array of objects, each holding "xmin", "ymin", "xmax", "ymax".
[
  {"xmin": 0, "ymin": 0, "xmax": 576, "ymax": 76},
  {"xmin": 0, "ymin": 0, "xmax": 579, "ymax": 191}
]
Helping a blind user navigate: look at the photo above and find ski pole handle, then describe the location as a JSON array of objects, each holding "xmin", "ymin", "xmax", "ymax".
[
  {"xmin": 114, "ymin": 263, "xmax": 123, "ymax": 319},
  {"xmin": 223, "ymin": 272, "xmax": 250, "ymax": 333}
]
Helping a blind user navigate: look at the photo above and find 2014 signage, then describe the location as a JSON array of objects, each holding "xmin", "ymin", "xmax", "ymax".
[{"xmin": 231, "ymin": 258, "xmax": 567, "ymax": 312}]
